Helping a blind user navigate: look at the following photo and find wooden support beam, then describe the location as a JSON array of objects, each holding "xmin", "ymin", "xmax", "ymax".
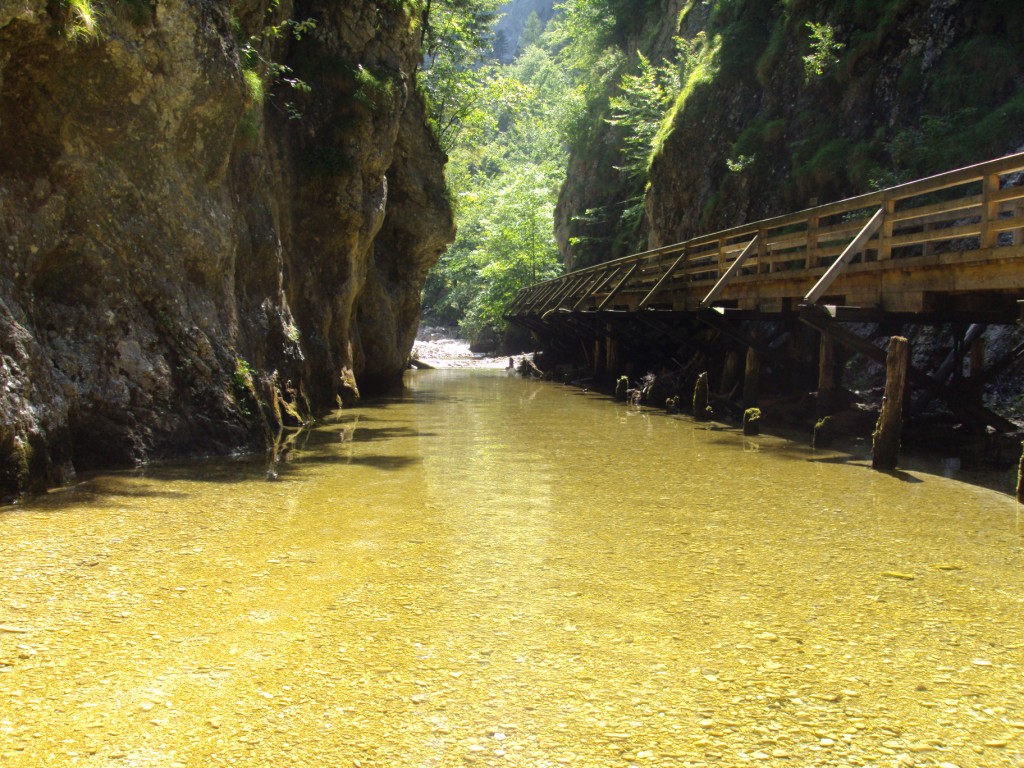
[
  {"xmin": 872, "ymin": 336, "xmax": 909, "ymax": 470},
  {"xmin": 506, "ymin": 284, "xmax": 541, "ymax": 314},
  {"xmin": 800, "ymin": 304, "xmax": 1017, "ymax": 432},
  {"xmin": 817, "ymin": 332, "xmax": 839, "ymax": 419},
  {"xmin": 696, "ymin": 309, "xmax": 772, "ymax": 356},
  {"xmin": 743, "ymin": 346, "xmax": 761, "ymax": 410},
  {"xmin": 606, "ymin": 331, "xmax": 620, "ymax": 375},
  {"xmin": 597, "ymin": 264, "xmax": 639, "ymax": 310},
  {"xmin": 878, "ymin": 199, "xmax": 896, "ymax": 260},
  {"xmin": 803, "ymin": 207, "xmax": 885, "ymax": 304},
  {"xmin": 638, "ymin": 249, "xmax": 688, "ymax": 309},
  {"xmin": 699, "ymin": 236, "xmax": 759, "ymax": 308},
  {"xmin": 693, "ymin": 371, "xmax": 710, "ymax": 421},
  {"xmin": 806, "ymin": 216, "xmax": 821, "ymax": 268}
]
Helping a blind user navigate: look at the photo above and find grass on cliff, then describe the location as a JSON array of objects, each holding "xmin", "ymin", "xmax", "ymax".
[{"xmin": 64, "ymin": 0, "xmax": 100, "ymax": 41}]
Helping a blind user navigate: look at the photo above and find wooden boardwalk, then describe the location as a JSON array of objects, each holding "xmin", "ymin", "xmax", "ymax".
[
  {"xmin": 509, "ymin": 153, "xmax": 1024, "ymax": 323},
  {"xmin": 506, "ymin": 153, "xmax": 1024, "ymax": 434}
]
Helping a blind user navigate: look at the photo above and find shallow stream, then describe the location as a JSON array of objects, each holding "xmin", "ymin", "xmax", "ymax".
[{"xmin": 2, "ymin": 370, "xmax": 1023, "ymax": 767}]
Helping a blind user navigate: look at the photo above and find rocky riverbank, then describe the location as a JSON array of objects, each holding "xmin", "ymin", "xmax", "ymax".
[{"xmin": 412, "ymin": 328, "xmax": 521, "ymax": 369}]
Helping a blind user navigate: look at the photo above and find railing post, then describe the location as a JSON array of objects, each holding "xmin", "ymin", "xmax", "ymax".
[
  {"xmin": 757, "ymin": 228, "xmax": 769, "ymax": 274},
  {"xmin": 878, "ymin": 197, "xmax": 895, "ymax": 260},
  {"xmin": 980, "ymin": 172, "xmax": 1000, "ymax": 248},
  {"xmin": 1013, "ymin": 196, "xmax": 1024, "ymax": 246},
  {"xmin": 1014, "ymin": 198, "xmax": 1024, "ymax": 246},
  {"xmin": 807, "ymin": 215, "xmax": 820, "ymax": 268}
]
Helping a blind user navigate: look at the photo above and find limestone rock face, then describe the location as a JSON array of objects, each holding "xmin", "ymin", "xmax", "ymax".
[{"xmin": 0, "ymin": 0, "xmax": 454, "ymax": 498}]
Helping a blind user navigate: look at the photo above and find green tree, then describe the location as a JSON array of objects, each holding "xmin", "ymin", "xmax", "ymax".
[
  {"xmin": 419, "ymin": 0, "xmax": 502, "ymax": 151},
  {"xmin": 422, "ymin": 31, "xmax": 570, "ymax": 337},
  {"xmin": 520, "ymin": 11, "xmax": 544, "ymax": 51},
  {"xmin": 802, "ymin": 21, "xmax": 844, "ymax": 80}
]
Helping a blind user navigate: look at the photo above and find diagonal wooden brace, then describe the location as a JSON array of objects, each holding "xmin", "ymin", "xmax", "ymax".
[
  {"xmin": 699, "ymin": 236, "xmax": 759, "ymax": 308},
  {"xmin": 803, "ymin": 207, "xmax": 884, "ymax": 305}
]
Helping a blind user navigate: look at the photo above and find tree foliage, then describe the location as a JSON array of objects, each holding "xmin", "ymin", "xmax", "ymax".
[
  {"xmin": 420, "ymin": 0, "xmax": 705, "ymax": 338},
  {"xmin": 605, "ymin": 35, "xmax": 704, "ymax": 183},
  {"xmin": 421, "ymin": 8, "xmax": 574, "ymax": 336}
]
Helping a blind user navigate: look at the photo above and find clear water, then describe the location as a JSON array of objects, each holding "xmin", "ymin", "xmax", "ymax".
[{"xmin": 2, "ymin": 370, "xmax": 1022, "ymax": 767}]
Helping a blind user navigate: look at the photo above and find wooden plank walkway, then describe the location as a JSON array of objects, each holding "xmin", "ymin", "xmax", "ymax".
[{"xmin": 508, "ymin": 153, "xmax": 1024, "ymax": 323}]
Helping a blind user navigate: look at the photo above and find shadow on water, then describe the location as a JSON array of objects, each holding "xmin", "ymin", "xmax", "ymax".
[
  {"xmin": 691, "ymin": 418, "xmax": 1011, "ymax": 492},
  {"xmin": 301, "ymin": 425, "xmax": 434, "ymax": 446},
  {"xmin": 358, "ymin": 388, "xmax": 460, "ymax": 409},
  {"xmin": 290, "ymin": 453, "xmax": 422, "ymax": 471}
]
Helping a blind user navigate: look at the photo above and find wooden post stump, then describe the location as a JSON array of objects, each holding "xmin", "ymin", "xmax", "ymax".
[
  {"xmin": 614, "ymin": 375, "xmax": 629, "ymax": 402},
  {"xmin": 693, "ymin": 372, "xmax": 710, "ymax": 421},
  {"xmin": 872, "ymin": 336, "xmax": 909, "ymax": 470},
  {"xmin": 743, "ymin": 407, "xmax": 761, "ymax": 436},
  {"xmin": 1017, "ymin": 442, "xmax": 1024, "ymax": 504}
]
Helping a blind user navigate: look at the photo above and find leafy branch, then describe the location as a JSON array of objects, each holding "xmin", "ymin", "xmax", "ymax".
[
  {"xmin": 802, "ymin": 21, "xmax": 844, "ymax": 80},
  {"xmin": 240, "ymin": 1, "xmax": 317, "ymax": 121}
]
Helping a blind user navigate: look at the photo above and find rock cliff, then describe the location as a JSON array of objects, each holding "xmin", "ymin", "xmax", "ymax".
[{"xmin": 0, "ymin": 0, "xmax": 454, "ymax": 499}]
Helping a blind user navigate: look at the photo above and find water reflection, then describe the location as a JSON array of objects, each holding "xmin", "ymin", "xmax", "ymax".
[{"xmin": 1, "ymin": 370, "xmax": 1022, "ymax": 767}]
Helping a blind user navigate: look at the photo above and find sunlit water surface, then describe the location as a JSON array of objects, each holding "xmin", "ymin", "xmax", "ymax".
[{"xmin": 2, "ymin": 371, "xmax": 1023, "ymax": 768}]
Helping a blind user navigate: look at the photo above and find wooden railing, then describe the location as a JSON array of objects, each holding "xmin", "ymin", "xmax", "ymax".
[{"xmin": 508, "ymin": 152, "xmax": 1024, "ymax": 317}]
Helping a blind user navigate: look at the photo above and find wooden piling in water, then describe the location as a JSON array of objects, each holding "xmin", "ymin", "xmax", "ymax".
[
  {"xmin": 593, "ymin": 334, "xmax": 605, "ymax": 375},
  {"xmin": 693, "ymin": 371, "xmax": 710, "ymax": 421},
  {"xmin": 1017, "ymin": 442, "xmax": 1024, "ymax": 503},
  {"xmin": 743, "ymin": 407, "xmax": 761, "ymax": 436},
  {"xmin": 872, "ymin": 336, "xmax": 909, "ymax": 470}
]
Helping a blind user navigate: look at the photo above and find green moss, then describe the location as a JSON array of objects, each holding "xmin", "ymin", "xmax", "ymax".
[
  {"xmin": 232, "ymin": 357, "xmax": 258, "ymax": 417},
  {"xmin": 927, "ymin": 36, "xmax": 1021, "ymax": 114},
  {"xmin": 239, "ymin": 67, "xmax": 266, "ymax": 140},
  {"xmin": 888, "ymin": 89, "xmax": 1024, "ymax": 176},
  {"xmin": 651, "ymin": 33, "xmax": 721, "ymax": 161},
  {"xmin": 754, "ymin": 21, "xmax": 788, "ymax": 87},
  {"xmin": 353, "ymin": 64, "xmax": 397, "ymax": 111}
]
